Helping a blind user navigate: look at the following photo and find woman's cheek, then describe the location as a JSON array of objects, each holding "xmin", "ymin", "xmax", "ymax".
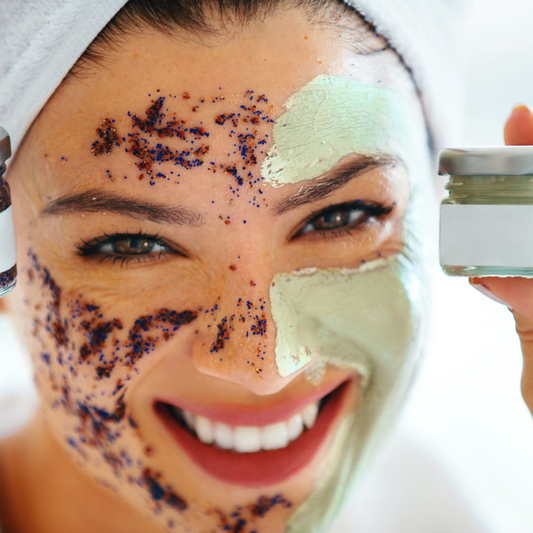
[
  {"xmin": 16, "ymin": 249, "xmax": 301, "ymax": 532},
  {"xmin": 23, "ymin": 249, "xmax": 198, "ymax": 518}
]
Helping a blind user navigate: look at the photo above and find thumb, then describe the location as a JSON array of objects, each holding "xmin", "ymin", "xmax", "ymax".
[{"xmin": 504, "ymin": 104, "xmax": 533, "ymax": 145}]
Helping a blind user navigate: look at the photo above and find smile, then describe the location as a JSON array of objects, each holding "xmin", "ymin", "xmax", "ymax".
[
  {"xmin": 154, "ymin": 378, "xmax": 354, "ymax": 488},
  {"xmin": 169, "ymin": 397, "xmax": 321, "ymax": 452}
]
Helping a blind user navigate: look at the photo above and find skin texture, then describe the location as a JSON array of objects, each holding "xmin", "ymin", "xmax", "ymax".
[
  {"xmin": 471, "ymin": 104, "xmax": 533, "ymax": 417},
  {"xmin": 0, "ymin": 9, "xmax": 427, "ymax": 533}
]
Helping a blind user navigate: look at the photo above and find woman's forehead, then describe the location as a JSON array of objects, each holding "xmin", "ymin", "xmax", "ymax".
[
  {"xmin": 22, "ymin": 14, "xmax": 417, "ymax": 206},
  {"xmin": 38, "ymin": 11, "xmax": 408, "ymax": 137}
]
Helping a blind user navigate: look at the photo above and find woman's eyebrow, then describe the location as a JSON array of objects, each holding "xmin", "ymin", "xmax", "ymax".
[
  {"xmin": 272, "ymin": 155, "xmax": 400, "ymax": 215},
  {"xmin": 41, "ymin": 190, "xmax": 204, "ymax": 226}
]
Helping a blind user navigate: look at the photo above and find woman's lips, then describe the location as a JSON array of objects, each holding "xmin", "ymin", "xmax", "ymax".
[
  {"xmin": 155, "ymin": 379, "xmax": 353, "ymax": 488},
  {"xmin": 155, "ymin": 377, "xmax": 348, "ymax": 427}
]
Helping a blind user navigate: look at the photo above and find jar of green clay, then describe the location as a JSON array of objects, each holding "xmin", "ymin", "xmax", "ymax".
[{"xmin": 439, "ymin": 146, "xmax": 533, "ymax": 277}]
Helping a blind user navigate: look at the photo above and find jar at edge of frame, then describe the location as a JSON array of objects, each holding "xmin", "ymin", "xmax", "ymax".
[
  {"xmin": 0, "ymin": 126, "xmax": 16, "ymax": 297},
  {"xmin": 439, "ymin": 146, "xmax": 533, "ymax": 278}
]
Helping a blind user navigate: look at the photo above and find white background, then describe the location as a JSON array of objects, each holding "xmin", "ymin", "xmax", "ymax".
[
  {"xmin": 379, "ymin": 0, "xmax": 533, "ymax": 529},
  {"xmin": 2, "ymin": 0, "xmax": 533, "ymax": 531}
]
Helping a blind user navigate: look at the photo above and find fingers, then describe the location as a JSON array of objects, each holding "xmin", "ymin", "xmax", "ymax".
[
  {"xmin": 470, "ymin": 276, "xmax": 533, "ymax": 315},
  {"xmin": 468, "ymin": 103, "xmax": 533, "ymax": 413},
  {"xmin": 480, "ymin": 278, "xmax": 533, "ymax": 410},
  {"xmin": 470, "ymin": 276, "xmax": 533, "ymax": 411},
  {"xmin": 504, "ymin": 104, "xmax": 533, "ymax": 145}
]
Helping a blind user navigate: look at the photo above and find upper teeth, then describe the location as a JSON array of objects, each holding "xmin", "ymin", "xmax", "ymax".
[{"xmin": 173, "ymin": 401, "xmax": 320, "ymax": 453}]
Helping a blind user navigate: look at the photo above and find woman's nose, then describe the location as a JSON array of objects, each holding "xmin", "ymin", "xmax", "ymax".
[{"xmin": 190, "ymin": 261, "xmax": 309, "ymax": 395}]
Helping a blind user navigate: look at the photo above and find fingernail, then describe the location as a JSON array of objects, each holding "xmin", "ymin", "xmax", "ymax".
[
  {"xmin": 469, "ymin": 280, "xmax": 508, "ymax": 306},
  {"xmin": 512, "ymin": 104, "xmax": 531, "ymax": 115}
]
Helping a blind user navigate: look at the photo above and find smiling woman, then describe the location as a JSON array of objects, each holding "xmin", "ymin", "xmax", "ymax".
[{"xmin": 0, "ymin": 1, "xmax": 457, "ymax": 532}]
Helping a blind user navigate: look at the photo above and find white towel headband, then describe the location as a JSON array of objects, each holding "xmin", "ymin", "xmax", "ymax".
[{"xmin": 0, "ymin": 0, "xmax": 465, "ymax": 157}]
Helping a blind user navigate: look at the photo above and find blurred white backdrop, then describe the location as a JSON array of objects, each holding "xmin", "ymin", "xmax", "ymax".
[
  {"xmin": 397, "ymin": 0, "xmax": 533, "ymax": 530},
  {"xmin": 2, "ymin": 0, "xmax": 533, "ymax": 531}
]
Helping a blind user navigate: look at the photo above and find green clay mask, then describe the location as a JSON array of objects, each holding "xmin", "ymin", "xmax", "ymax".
[
  {"xmin": 261, "ymin": 75, "xmax": 413, "ymax": 186},
  {"xmin": 264, "ymin": 75, "xmax": 434, "ymax": 533},
  {"xmin": 273, "ymin": 256, "xmax": 425, "ymax": 533},
  {"xmin": 266, "ymin": 75, "xmax": 429, "ymax": 379},
  {"xmin": 270, "ymin": 258, "xmax": 414, "ymax": 380}
]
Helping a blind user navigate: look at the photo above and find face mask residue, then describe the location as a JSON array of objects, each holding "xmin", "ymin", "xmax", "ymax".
[
  {"xmin": 272, "ymin": 257, "xmax": 424, "ymax": 531},
  {"xmin": 261, "ymin": 75, "xmax": 413, "ymax": 187},
  {"xmin": 27, "ymin": 72, "xmax": 432, "ymax": 532},
  {"xmin": 91, "ymin": 89, "xmax": 273, "ymax": 203},
  {"xmin": 263, "ymin": 75, "xmax": 433, "ymax": 533},
  {"xmin": 26, "ymin": 251, "xmax": 293, "ymax": 531},
  {"xmin": 27, "ymin": 251, "xmax": 193, "ymax": 521},
  {"xmin": 271, "ymin": 258, "xmax": 414, "ymax": 379}
]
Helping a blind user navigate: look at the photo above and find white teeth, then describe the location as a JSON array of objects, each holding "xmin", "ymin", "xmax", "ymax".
[
  {"xmin": 234, "ymin": 426, "xmax": 262, "ymax": 453},
  {"xmin": 195, "ymin": 415, "xmax": 214, "ymax": 444},
  {"xmin": 301, "ymin": 402, "xmax": 319, "ymax": 429},
  {"xmin": 261, "ymin": 422, "xmax": 289, "ymax": 450},
  {"xmin": 214, "ymin": 423, "xmax": 234, "ymax": 449},
  {"xmin": 177, "ymin": 399, "xmax": 320, "ymax": 453},
  {"xmin": 183, "ymin": 410, "xmax": 196, "ymax": 430},
  {"xmin": 287, "ymin": 414, "xmax": 304, "ymax": 441}
]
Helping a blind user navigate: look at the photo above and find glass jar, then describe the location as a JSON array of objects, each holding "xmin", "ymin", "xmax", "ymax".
[
  {"xmin": 439, "ymin": 146, "xmax": 533, "ymax": 277},
  {"xmin": 0, "ymin": 126, "xmax": 15, "ymax": 297}
]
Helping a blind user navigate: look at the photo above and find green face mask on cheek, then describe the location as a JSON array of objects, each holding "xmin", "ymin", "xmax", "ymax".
[
  {"xmin": 271, "ymin": 256, "xmax": 426, "ymax": 532},
  {"xmin": 264, "ymin": 75, "xmax": 433, "ymax": 532}
]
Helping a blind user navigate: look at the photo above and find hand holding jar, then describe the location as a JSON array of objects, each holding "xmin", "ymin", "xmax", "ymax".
[{"xmin": 449, "ymin": 105, "xmax": 533, "ymax": 416}]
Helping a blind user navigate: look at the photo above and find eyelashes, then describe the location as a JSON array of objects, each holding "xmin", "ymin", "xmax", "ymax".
[
  {"xmin": 75, "ymin": 200, "xmax": 395, "ymax": 267},
  {"xmin": 295, "ymin": 200, "xmax": 394, "ymax": 239},
  {"xmin": 76, "ymin": 231, "xmax": 179, "ymax": 266}
]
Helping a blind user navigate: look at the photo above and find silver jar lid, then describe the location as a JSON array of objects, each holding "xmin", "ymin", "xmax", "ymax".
[
  {"xmin": 0, "ymin": 126, "xmax": 11, "ymax": 165},
  {"xmin": 438, "ymin": 146, "xmax": 533, "ymax": 176}
]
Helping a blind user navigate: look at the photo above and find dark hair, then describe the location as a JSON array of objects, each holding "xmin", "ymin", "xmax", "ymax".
[{"xmin": 68, "ymin": 0, "xmax": 392, "ymax": 79}]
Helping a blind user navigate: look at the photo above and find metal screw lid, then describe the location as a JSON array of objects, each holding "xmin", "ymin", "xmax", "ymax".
[
  {"xmin": 438, "ymin": 146, "xmax": 533, "ymax": 176},
  {"xmin": 0, "ymin": 127, "xmax": 11, "ymax": 165}
]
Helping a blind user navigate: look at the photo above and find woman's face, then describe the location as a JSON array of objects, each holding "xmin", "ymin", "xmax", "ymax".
[{"xmin": 5, "ymin": 10, "xmax": 430, "ymax": 533}]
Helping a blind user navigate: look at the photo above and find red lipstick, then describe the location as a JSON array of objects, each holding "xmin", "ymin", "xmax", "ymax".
[{"xmin": 155, "ymin": 379, "xmax": 352, "ymax": 488}]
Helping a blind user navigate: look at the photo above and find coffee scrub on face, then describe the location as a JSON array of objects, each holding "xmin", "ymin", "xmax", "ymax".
[{"xmin": 0, "ymin": 0, "xmax": 465, "ymax": 533}]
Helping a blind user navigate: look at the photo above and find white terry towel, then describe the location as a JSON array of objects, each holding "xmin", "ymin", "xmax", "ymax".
[{"xmin": 0, "ymin": 0, "xmax": 465, "ymax": 157}]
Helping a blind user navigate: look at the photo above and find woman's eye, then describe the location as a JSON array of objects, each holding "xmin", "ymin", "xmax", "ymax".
[
  {"xmin": 300, "ymin": 208, "xmax": 365, "ymax": 234},
  {"xmin": 296, "ymin": 201, "xmax": 394, "ymax": 238},
  {"xmin": 76, "ymin": 232, "xmax": 177, "ymax": 265},
  {"xmin": 98, "ymin": 236, "xmax": 167, "ymax": 255}
]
